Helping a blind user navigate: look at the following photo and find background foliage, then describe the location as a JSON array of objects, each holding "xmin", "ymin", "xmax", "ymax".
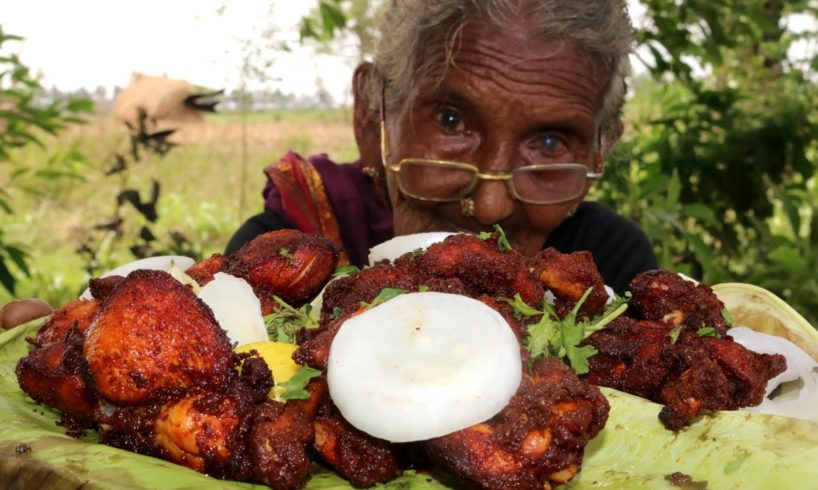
[{"xmin": 1, "ymin": 1, "xmax": 817, "ymax": 326}]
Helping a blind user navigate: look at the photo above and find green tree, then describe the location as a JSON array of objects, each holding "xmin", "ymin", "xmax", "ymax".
[
  {"xmin": 0, "ymin": 27, "xmax": 93, "ymax": 295},
  {"xmin": 594, "ymin": 1, "xmax": 818, "ymax": 322},
  {"xmin": 299, "ymin": 0, "xmax": 384, "ymax": 61},
  {"xmin": 294, "ymin": 1, "xmax": 818, "ymax": 323}
]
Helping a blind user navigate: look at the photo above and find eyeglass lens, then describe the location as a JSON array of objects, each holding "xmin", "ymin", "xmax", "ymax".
[
  {"xmin": 398, "ymin": 161, "xmax": 475, "ymax": 200},
  {"xmin": 397, "ymin": 160, "xmax": 588, "ymax": 204},
  {"xmin": 512, "ymin": 166, "xmax": 588, "ymax": 203}
]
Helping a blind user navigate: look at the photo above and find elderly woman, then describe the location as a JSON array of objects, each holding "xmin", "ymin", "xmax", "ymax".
[{"xmin": 227, "ymin": 0, "xmax": 656, "ymax": 294}]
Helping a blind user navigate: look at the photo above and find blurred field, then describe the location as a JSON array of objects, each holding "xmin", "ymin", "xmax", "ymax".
[{"xmin": 0, "ymin": 109, "xmax": 358, "ymax": 307}]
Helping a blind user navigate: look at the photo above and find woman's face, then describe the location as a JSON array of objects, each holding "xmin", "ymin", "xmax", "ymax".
[{"xmin": 382, "ymin": 18, "xmax": 608, "ymax": 256}]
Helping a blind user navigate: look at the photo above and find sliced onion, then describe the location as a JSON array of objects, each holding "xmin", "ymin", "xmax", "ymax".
[
  {"xmin": 198, "ymin": 272, "xmax": 268, "ymax": 347},
  {"xmin": 367, "ymin": 232, "xmax": 455, "ymax": 265},
  {"xmin": 327, "ymin": 292, "xmax": 522, "ymax": 443},
  {"xmin": 730, "ymin": 326, "xmax": 818, "ymax": 422}
]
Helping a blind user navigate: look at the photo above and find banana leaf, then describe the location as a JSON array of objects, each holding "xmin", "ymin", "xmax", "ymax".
[{"xmin": 3, "ymin": 283, "xmax": 818, "ymax": 489}]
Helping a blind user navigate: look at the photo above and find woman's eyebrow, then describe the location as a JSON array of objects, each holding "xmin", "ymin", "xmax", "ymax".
[{"xmin": 429, "ymin": 87, "xmax": 475, "ymax": 110}]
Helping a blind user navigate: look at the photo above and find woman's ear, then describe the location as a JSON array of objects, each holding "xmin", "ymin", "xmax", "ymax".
[{"xmin": 352, "ymin": 62, "xmax": 382, "ymax": 176}]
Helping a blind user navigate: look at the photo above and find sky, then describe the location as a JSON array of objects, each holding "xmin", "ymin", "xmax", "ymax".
[
  {"xmin": 0, "ymin": 1, "xmax": 360, "ymax": 103},
  {"xmin": 1, "ymin": 1, "xmax": 814, "ymax": 105}
]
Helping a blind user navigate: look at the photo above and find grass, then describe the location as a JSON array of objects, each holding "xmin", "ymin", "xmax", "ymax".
[{"xmin": 1, "ymin": 108, "xmax": 358, "ymax": 307}]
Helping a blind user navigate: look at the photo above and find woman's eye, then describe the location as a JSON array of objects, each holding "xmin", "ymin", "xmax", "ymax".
[
  {"xmin": 537, "ymin": 134, "xmax": 565, "ymax": 155},
  {"xmin": 436, "ymin": 107, "xmax": 465, "ymax": 133}
]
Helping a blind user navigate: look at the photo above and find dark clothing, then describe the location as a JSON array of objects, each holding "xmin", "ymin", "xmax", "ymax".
[
  {"xmin": 543, "ymin": 201, "xmax": 657, "ymax": 294},
  {"xmin": 227, "ymin": 152, "xmax": 657, "ymax": 295},
  {"xmin": 227, "ymin": 202, "xmax": 656, "ymax": 295}
]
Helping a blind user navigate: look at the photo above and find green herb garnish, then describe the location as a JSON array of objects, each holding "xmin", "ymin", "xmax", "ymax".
[
  {"xmin": 697, "ymin": 326, "xmax": 721, "ymax": 338},
  {"xmin": 509, "ymin": 287, "xmax": 628, "ymax": 375},
  {"xmin": 279, "ymin": 248, "xmax": 294, "ymax": 261},
  {"xmin": 263, "ymin": 296, "xmax": 318, "ymax": 343},
  {"xmin": 332, "ymin": 264, "xmax": 360, "ymax": 277},
  {"xmin": 279, "ymin": 366, "xmax": 321, "ymax": 400},
  {"xmin": 721, "ymin": 307, "xmax": 733, "ymax": 326},
  {"xmin": 668, "ymin": 325, "xmax": 683, "ymax": 344},
  {"xmin": 360, "ymin": 287, "xmax": 407, "ymax": 309},
  {"xmin": 478, "ymin": 224, "xmax": 512, "ymax": 251},
  {"xmin": 330, "ymin": 307, "xmax": 344, "ymax": 320}
]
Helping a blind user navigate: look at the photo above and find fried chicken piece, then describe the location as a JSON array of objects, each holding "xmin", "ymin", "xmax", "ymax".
[
  {"xmin": 425, "ymin": 357, "xmax": 609, "ymax": 490},
  {"xmin": 532, "ymin": 248, "xmax": 608, "ymax": 319},
  {"xmin": 16, "ymin": 327, "xmax": 97, "ymax": 423},
  {"xmin": 225, "ymin": 229, "xmax": 340, "ymax": 314},
  {"xmin": 250, "ymin": 377, "xmax": 328, "ymax": 490},
  {"xmin": 99, "ymin": 382, "xmax": 258, "ymax": 480},
  {"xmin": 185, "ymin": 253, "xmax": 227, "ymax": 287},
  {"xmin": 583, "ymin": 317, "xmax": 787, "ymax": 430},
  {"xmin": 96, "ymin": 354, "xmax": 324, "ymax": 489},
  {"xmin": 32, "ymin": 297, "xmax": 99, "ymax": 347},
  {"xmin": 83, "ymin": 269, "xmax": 235, "ymax": 405},
  {"xmin": 582, "ymin": 318, "xmax": 675, "ymax": 399},
  {"xmin": 629, "ymin": 269, "xmax": 729, "ymax": 337},
  {"xmin": 88, "ymin": 275, "xmax": 126, "ymax": 302},
  {"xmin": 154, "ymin": 389, "xmax": 253, "ymax": 477},
  {"xmin": 311, "ymin": 399, "xmax": 403, "ymax": 487},
  {"xmin": 319, "ymin": 262, "xmax": 418, "ymax": 322},
  {"xmin": 409, "ymin": 233, "xmax": 544, "ymax": 306}
]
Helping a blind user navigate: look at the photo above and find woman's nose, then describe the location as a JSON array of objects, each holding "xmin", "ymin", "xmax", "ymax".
[
  {"xmin": 469, "ymin": 141, "xmax": 516, "ymax": 225},
  {"xmin": 470, "ymin": 179, "xmax": 515, "ymax": 225}
]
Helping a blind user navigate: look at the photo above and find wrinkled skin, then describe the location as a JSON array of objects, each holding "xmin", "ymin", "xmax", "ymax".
[{"xmin": 356, "ymin": 16, "xmax": 606, "ymax": 256}]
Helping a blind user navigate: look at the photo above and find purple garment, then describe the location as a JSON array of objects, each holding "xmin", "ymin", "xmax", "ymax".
[{"xmin": 263, "ymin": 152, "xmax": 393, "ymax": 267}]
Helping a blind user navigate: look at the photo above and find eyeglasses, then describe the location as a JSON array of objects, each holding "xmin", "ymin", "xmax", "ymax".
[
  {"xmin": 384, "ymin": 157, "xmax": 601, "ymax": 205},
  {"xmin": 379, "ymin": 98, "xmax": 602, "ymax": 205}
]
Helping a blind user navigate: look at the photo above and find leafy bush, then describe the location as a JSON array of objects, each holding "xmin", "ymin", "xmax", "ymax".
[{"xmin": 0, "ymin": 27, "xmax": 93, "ymax": 294}]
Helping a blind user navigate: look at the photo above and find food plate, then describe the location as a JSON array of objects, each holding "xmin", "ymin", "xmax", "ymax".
[{"xmin": 3, "ymin": 286, "xmax": 818, "ymax": 489}]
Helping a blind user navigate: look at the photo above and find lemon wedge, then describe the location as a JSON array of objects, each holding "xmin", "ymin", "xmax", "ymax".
[{"xmin": 235, "ymin": 341, "xmax": 301, "ymax": 399}]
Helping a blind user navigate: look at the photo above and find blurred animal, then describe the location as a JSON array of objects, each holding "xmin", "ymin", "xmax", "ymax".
[{"xmin": 112, "ymin": 73, "xmax": 222, "ymax": 133}]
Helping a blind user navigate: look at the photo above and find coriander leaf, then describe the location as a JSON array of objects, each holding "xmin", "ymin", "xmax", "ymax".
[
  {"xmin": 332, "ymin": 264, "xmax": 359, "ymax": 277},
  {"xmin": 360, "ymin": 287, "xmax": 407, "ymax": 309},
  {"xmin": 585, "ymin": 303, "xmax": 628, "ymax": 337},
  {"xmin": 697, "ymin": 326, "xmax": 721, "ymax": 338},
  {"xmin": 418, "ymin": 284, "xmax": 429, "ymax": 292},
  {"xmin": 279, "ymin": 248, "xmax": 294, "ymax": 261},
  {"xmin": 279, "ymin": 366, "xmax": 321, "ymax": 400},
  {"xmin": 522, "ymin": 286, "xmax": 619, "ymax": 374},
  {"xmin": 565, "ymin": 287, "xmax": 594, "ymax": 324},
  {"xmin": 493, "ymin": 224, "xmax": 512, "ymax": 251},
  {"xmin": 411, "ymin": 248, "xmax": 424, "ymax": 259},
  {"xmin": 330, "ymin": 307, "xmax": 343, "ymax": 320},
  {"xmin": 505, "ymin": 292, "xmax": 543, "ymax": 317},
  {"xmin": 478, "ymin": 231, "xmax": 492, "ymax": 240},
  {"xmin": 566, "ymin": 344, "xmax": 598, "ymax": 375},
  {"xmin": 721, "ymin": 307, "xmax": 733, "ymax": 326},
  {"xmin": 668, "ymin": 325, "xmax": 683, "ymax": 344},
  {"xmin": 525, "ymin": 313, "xmax": 561, "ymax": 360},
  {"xmin": 264, "ymin": 296, "xmax": 318, "ymax": 343}
]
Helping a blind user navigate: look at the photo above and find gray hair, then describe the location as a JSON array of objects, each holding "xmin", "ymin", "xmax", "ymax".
[{"xmin": 370, "ymin": 0, "xmax": 634, "ymax": 156}]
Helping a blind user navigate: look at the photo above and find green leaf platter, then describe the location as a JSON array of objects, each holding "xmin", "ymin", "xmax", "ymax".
[{"xmin": 2, "ymin": 283, "xmax": 817, "ymax": 489}]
